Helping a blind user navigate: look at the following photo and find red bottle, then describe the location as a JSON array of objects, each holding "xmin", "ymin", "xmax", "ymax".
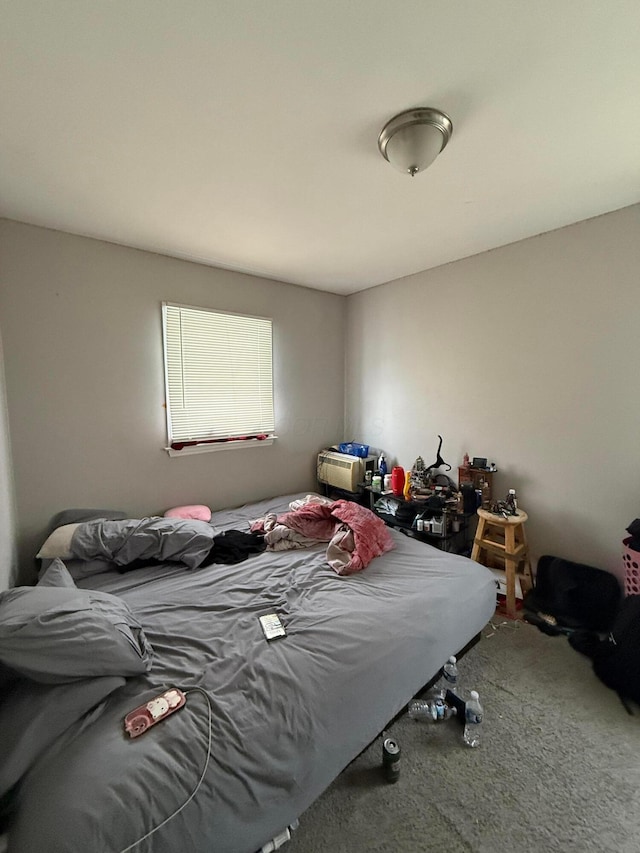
[{"xmin": 391, "ymin": 466, "xmax": 405, "ymax": 497}]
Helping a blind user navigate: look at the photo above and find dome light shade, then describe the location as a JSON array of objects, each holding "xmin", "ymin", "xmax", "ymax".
[{"xmin": 378, "ymin": 107, "xmax": 453, "ymax": 176}]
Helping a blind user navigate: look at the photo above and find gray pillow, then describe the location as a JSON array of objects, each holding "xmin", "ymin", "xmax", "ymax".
[
  {"xmin": 0, "ymin": 675, "xmax": 125, "ymax": 797},
  {"xmin": 39, "ymin": 509, "xmax": 128, "ymax": 577},
  {"xmin": 0, "ymin": 560, "xmax": 153, "ymax": 683},
  {"xmin": 36, "ymin": 558, "xmax": 76, "ymax": 588}
]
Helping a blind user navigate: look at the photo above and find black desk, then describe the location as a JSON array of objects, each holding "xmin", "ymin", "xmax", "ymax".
[{"xmin": 362, "ymin": 487, "xmax": 476, "ymax": 555}]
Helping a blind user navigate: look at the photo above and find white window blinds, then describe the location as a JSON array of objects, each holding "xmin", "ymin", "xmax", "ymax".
[{"xmin": 162, "ymin": 303, "xmax": 274, "ymax": 446}]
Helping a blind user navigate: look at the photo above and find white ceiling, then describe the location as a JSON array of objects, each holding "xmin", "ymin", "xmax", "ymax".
[{"xmin": 2, "ymin": 2, "xmax": 639, "ymax": 295}]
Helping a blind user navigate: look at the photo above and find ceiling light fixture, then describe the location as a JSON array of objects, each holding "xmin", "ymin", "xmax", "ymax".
[{"xmin": 378, "ymin": 107, "xmax": 453, "ymax": 177}]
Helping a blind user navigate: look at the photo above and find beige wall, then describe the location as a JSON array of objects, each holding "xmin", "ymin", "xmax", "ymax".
[
  {"xmin": 0, "ymin": 329, "xmax": 17, "ymax": 589},
  {"xmin": 0, "ymin": 220, "xmax": 346, "ymax": 577},
  {"xmin": 346, "ymin": 204, "xmax": 640, "ymax": 580},
  {"xmin": 3, "ymin": 205, "xmax": 638, "ymax": 585}
]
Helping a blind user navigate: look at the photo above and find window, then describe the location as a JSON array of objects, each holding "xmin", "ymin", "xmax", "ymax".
[{"xmin": 162, "ymin": 303, "xmax": 275, "ymax": 455}]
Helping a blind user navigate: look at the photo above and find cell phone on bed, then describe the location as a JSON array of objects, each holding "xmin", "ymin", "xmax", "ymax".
[
  {"xmin": 259, "ymin": 613, "xmax": 286, "ymax": 640},
  {"xmin": 124, "ymin": 688, "xmax": 187, "ymax": 738}
]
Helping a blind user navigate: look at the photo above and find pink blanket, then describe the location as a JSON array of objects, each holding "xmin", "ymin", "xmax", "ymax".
[{"xmin": 277, "ymin": 500, "xmax": 395, "ymax": 575}]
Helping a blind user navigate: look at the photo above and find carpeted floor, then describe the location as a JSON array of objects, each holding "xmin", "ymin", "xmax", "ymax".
[{"xmin": 286, "ymin": 619, "xmax": 640, "ymax": 853}]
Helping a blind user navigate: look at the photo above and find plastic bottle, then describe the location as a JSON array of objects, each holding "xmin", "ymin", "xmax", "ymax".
[
  {"xmin": 391, "ymin": 466, "xmax": 405, "ymax": 496},
  {"xmin": 506, "ymin": 489, "xmax": 518, "ymax": 515},
  {"xmin": 378, "ymin": 454, "xmax": 388, "ymax": 478},
  {"xmin": 443, "ymin": 655, "xmax": 460, "ymax": 696},
  {"xmin": 408, "ymin": 699, "xmax": 437, "ymax": 721},
  {"xmin": 426, "ymin": 664, "xmax": 446, "ymax": 701},
  {"xmin": 407, "ymin": 698, "xmax": 456, "ymax": 722},
  {"xmin": 403, "ymin": 470, "xmax": 412, "ymax": 500},
  {"xmin": 463, "ymin": 690, "xmax": 483, "ymax": 747}
]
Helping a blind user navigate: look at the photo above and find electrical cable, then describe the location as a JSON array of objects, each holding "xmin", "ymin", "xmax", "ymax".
[{"xmin": 117, "ymin": 687, "xmax": 213, "ymax": 853}]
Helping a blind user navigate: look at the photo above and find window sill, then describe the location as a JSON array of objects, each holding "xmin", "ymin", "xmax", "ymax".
[{"xmin": 165, "ymin": 437, "xmax": 276, "ymax": 458}]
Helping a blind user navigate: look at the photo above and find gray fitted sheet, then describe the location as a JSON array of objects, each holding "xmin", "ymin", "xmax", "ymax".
[{"xmin": 8, "ymin": 493, "xmax": 496, "ymax": 853}]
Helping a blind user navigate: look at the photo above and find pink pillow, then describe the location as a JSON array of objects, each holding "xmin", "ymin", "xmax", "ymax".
[{"xmin": 163, "ymin": 504, "xmax": 212, "ymax": 522}]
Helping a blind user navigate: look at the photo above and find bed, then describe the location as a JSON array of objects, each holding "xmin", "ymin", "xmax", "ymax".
[{"xmin": 0, "ymin": 492, "xmax": 496, "ymax": 853}]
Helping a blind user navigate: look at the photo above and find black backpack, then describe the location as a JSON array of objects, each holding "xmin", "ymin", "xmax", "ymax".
[
  {"xmin": 524, "ymin": 555, "xmax": 621, "ymax": 634},
  {"xmin": 583, "ymin": 595, "xmax": 640, "ymax": 705}
]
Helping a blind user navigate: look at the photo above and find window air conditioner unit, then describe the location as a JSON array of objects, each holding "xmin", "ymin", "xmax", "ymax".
[{"xmin": 317, "ymin": 451, "xmax": 363, "ymax": 493}]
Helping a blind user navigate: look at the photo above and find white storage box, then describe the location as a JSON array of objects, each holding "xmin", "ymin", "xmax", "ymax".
[{"xmin": 490, "ymin": 568, "xmax": 523, "ymax": 600}]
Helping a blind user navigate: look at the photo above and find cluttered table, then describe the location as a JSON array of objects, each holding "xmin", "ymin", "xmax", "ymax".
[{"xmin": 361, "ymin": 485, "xmax": 477, "ymax": 555}]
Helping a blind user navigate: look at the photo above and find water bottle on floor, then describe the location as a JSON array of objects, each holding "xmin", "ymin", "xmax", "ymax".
[
  {"xmin": 427, "ymin": 656, "xmax": 459, "ymax": 701},
  {"xmin": 443, "ymin": 655, "xmax": 460, "ymax": 696},
  {"xmin": 426, "ymin": 663, "xmax": 448, "ymax": 701},
  {"xmin": 463, "ymin": 691, "xmax": 483, "ymax": 747},
  {"xmin": 408, "ymin": 699, "xmax": 456, "ymax": 722}
]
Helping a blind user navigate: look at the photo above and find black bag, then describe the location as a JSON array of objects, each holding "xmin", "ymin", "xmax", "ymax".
[
  {"xmin": 593, "ymin": 595, "xmax": 640, "ymax": 703},
  {"xmin": 524, "ymin": 555, "xmax": 621, "ymax": 634},
  {"xmin": 570, "ymin": 595, "xmax": 640, "ymax": 705}
]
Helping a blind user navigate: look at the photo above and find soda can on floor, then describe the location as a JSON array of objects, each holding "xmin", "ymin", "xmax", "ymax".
[{"xmin": 382, "ymin": 736, "xmax": 401, "ymax": 783}]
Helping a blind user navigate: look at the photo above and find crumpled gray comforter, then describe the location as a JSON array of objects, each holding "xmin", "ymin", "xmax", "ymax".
[
  {"xmin": 71, "ymin": 517, "xmax": 215, "ymax": 569},
  {"xmin": 6, "ymin": 493, "xmax": 496, "ymax": 853}
]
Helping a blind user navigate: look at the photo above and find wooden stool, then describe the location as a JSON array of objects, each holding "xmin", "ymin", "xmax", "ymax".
[{"xmin": 471, "ymin": 508, "xmax": 533, "ymax": 620}]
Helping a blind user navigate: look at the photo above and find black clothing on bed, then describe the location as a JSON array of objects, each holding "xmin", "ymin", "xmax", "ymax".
[{"xmin": 202, "ymin": 530, "xmax": 266, "ymax": 566}]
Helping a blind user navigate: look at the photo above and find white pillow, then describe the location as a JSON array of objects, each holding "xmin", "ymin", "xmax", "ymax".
[{"xmin": 36, "ymin": 523, "xmax": 81, "ymax": 559}]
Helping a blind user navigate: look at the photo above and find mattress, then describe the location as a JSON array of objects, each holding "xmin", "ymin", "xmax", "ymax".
[{"xmin": 6, "ymin": 493, "xmax": 496, "ymax": 853}]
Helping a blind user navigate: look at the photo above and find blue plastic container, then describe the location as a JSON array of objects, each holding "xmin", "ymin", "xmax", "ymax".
[{"xmin": 338, "ymin": 442, "xmax": 370, "ymax": 458}]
